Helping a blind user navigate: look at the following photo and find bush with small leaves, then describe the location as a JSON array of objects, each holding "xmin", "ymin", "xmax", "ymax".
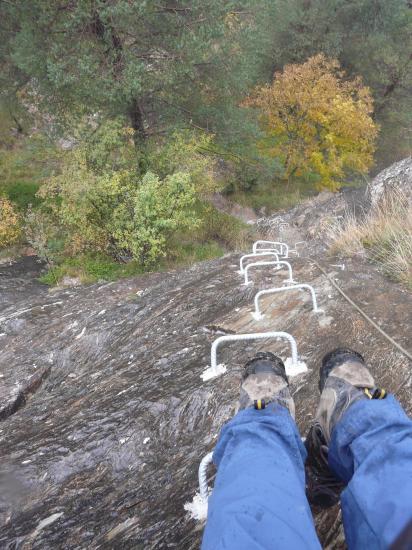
[{"xmin": 0, "ymin": 198, "xmax": 21, "ymax": 249}]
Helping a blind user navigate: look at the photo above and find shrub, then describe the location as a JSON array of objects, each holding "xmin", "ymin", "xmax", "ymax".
[
  {"xmin": 0, "ymin": 198, "xmax": 21, "ymax": 248},
  {"xmin": 110, "ymin": 171, "xmax": 200, "ymax": 266},
  {"xmin": 35, "ymin": 123, "xmax": 217, "ymax": 267},
  {"xmin": 146, "ymin": 130, "xmax": 219, "ymax": 194},
  {"xmin": 24, "ymin": 205, "xmax": 61, "ymax": 264}
]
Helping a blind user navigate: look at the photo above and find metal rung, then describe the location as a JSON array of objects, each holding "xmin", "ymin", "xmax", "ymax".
[
  {"xmin": 252, "ymin": 283, "xmax": 322, "ymax": 320},
  {"xmin": 243, "ymin": 260, "xmax": 294, "ymax": 286},
  {"xmin": 239, "ymin": 252, "xmax": 279, "ymax": 274},
  {"xmin": 210, "ymin": 331, "xmax": 299, "ymax": 373},
  {"xmin": 199, "ymin": 451, "xmax": 214, "ymax": 501},
  {"xmin": 253, "ymin": 240, "xmax": 289, "ymax": 257}
]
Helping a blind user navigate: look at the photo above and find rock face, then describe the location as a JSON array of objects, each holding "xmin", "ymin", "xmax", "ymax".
[
  {"xmin": 369, "ymin": 157, "xmax": 412, "ymax": 207},
  {"xmin": 255, "ymin": 186, "xmax": 368, "ymax": 244},
  {"xmin": 0, "ymin": 194, "xmax": 411, "ymax": 549}
]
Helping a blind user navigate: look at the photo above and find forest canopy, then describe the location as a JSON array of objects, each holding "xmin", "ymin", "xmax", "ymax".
[{"xmin": 0, "ymin": 0, "xmax": 411, "ymax": 281}]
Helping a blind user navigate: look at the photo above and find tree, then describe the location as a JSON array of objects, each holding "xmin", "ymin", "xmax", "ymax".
[
  {"xmin": 0, "ymin": 1, "xmax": 270, "ymax": 147},
  {"xmin": 265, "ymin": 0, "xmax": 412, "ymax": 167},
  {"xmin": 243, "ymin": 55, "xmax": 378, "ymax": 190}
]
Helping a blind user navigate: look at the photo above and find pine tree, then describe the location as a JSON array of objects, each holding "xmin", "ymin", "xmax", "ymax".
[{"xmin": 0, "ymin": 1, "xmax": 270, "ymax": 145}]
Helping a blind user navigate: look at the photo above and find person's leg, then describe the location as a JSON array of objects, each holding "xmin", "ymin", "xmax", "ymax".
[
  {"xmin": 329, "ymin": 395, "xmax": 412, "ymax": 549},
  {"xmin": 202, "ymin": 353, "xmax": 321, "ymax": 550},
  {"xmin": 305, "ymin": 348, "xmax": 412, "ymax": 549}
]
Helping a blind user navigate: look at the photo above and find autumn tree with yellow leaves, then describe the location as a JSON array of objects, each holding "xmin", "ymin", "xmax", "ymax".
[{"xmin": 244, "ymin": 55, "xmax": 378, "ymax": 190}]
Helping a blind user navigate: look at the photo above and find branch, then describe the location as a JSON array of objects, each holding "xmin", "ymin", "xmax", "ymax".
[{"xmin": 153, "ymin": 5, "xmax": 192, "ymax": 13}]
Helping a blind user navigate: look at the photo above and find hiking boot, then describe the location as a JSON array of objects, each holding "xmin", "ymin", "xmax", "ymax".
[
  {"xmin": 305, "ymin": 348, "xmax": 386, "ymax": 508},
  {"xmin": 238, "ymin": 352, "xmax": 295, "ymax": 418}
]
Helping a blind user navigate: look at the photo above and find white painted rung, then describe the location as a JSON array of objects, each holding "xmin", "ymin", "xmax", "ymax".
[
  {"xmin": 239, "ymin": 252, "xmax": 279, "ymax": 274},
  {"xmin": 253, "ymin": 241, "xmax": 289, "ymax": 258},
  {"xmin": 252, "ymin": 283, "xmax": 322, "ymax": 320},
  {"xmin": 243, "ymin": 260, "xmax": 294, "ymax": 286},
  {"xmin": 199, "ymin": 451, "xmax": 214, "ymax": 501},
  {"xmin": 210, "ymin": 331, "xmax": 299, "ymax": 373}
]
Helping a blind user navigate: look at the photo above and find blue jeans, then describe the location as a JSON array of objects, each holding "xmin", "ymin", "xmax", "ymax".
[{"xmin": 201, "ymin": 396, "xmax": 412, "ymax": 549}]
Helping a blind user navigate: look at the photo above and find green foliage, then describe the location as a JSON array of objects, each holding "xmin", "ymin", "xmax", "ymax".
[
  {"xmin": 24, "ymin": 205, "xmax": 61, "ymax": 265},
  {"xmin": 0, "ymin": 198, "xmax": 22, "ymax": 248},
  {"xmin": 31, "ymin": 123, "xmax": 218, "ymax": 267},
  {"xmin": 34, "ymin": 121, "xmax": 140, "ymax": 257},
  {"xmin": 146, "ymin": 130, "xmax": 218, "ymax": 193},
  {"xmin": 46, "ymin": 201, "xmax": 247, "ymax": 285},
  {"xmin": 0, "ymin": 127, "xmax": 56, "ymax": 210},
  {"xmin": 37, "ymin": 200, "xmax": 249, "ymax": 286},
  {"xmin": 110, "ymin": 171, "xmax": 200, "ymax": 266},
  {"xmin": 69, "ymin": 119, "xmax": 137, "ymax": 173},
  {"xmin": 38, "ymin": 254, "xmax": 145, "ymax": 285},
  {"xmin": 0, "ymin": 1, "xmax": 268, "ymax": 146},
  {"xmin": 3, "ymin": 181, "xmax": 41, "ymax": 210},
  {"xmin": 0, "ymin": 136, "xmax": 54, "ymax": 185}
]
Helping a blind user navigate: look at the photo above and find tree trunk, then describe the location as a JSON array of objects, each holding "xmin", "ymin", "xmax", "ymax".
[
  {"xmin": 128, "ymin": 99, "xmax": 147, "ymax": 143},
  {"xmin": 90, "ymin": 10, "xmax": 147, "ymax": 145}
]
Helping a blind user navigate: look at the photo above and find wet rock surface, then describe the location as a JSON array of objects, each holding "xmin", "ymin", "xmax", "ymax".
[{"xmin": 1, "ymin": 192, "xmax": 411, "ymax": 549}]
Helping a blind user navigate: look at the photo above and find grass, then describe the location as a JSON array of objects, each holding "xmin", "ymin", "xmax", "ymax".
[
  {"xmin": 228, "ymin": 179, "xmax": 317, "ymax": 213},
  {"xmin": 39, "ymin": 254, "xmax": 146, "ymax": 285},
  {"xmin": 0, "ymin": 132, "xmax": 57, "ymax": 211},
  {"xmin": 165, "ymin": 241, "xmax": 225, "ymax": 266},
  {"xmin": 2, "ymin": 180, "xmax": 41, "ymax": 210},
  {"xmin": 39, "ymin": 243, "xmax": 226, "ymax": 286},
  {"xmin": 227, "ymin": 175, "xmax": 365, "ymax": 214},
  {"xmin": 326, "ymin": 190, "xmax": 412, "ymax": 288}
]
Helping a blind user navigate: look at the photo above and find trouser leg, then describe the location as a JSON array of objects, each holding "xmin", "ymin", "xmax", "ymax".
[
  {"xmin": 329, "ymin": 395, "xmax": 412, "ymax": 549},
  {"xmin": 201, "ymin": 404, "xmax": 321, "ymax": 550}
]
